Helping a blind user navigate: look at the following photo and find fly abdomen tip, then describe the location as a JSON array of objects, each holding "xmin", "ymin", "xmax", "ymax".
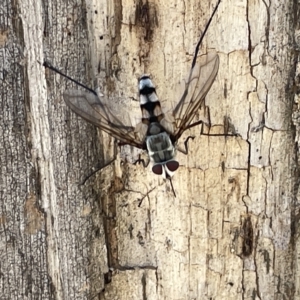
[
  {"xmin": 139, "ymin": 74, "xmax": 150, "ymax": 80},
  {"xmin": 139, "ymin": 76, "xmax": 155, "ymax": 93}
]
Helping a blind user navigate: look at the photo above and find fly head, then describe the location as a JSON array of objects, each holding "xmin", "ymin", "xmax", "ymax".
[{"xmin": 152, "ymin": 160, "xmax": 180, "ymax": 178}]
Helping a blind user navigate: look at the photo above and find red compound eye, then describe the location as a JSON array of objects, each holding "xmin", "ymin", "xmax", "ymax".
[
  {"xmin": 152, "ymin": 164, "xmax": 163, "ymax": 175},
  {"xmin": 166, "ymin": 161, "xmax": 179, "ymax": 172}
]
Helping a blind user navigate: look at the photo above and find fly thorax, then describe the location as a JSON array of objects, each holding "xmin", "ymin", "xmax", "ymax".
[{"xmin": 146, "ymin": 131, "xmax": 176, "ymax": 163}]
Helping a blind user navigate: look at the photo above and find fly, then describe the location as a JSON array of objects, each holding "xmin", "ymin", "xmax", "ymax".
[{"xmin": 43, "ymin": 0, "xmax": 222, "ymax": 196}]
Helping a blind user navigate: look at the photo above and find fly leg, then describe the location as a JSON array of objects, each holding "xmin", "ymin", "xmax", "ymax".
[
  {"xmin": 134, "ymin": 154, "xmax": 150, "ymax": 168},
  {"xmin": 199, "ymin": 115, "xmax": 239, "ymax": 137},
  {"xmin": 178, "ymin": 110, "xmax": 239, "ymax": 155},
  {"xmin": 185, "ymin": 107, "xmax": 239, "ymax": 138},
  {"xmin": 177, "ymin": 136, "xmax": 195, "ymax": 155},
  {"xmin": 80, "ymin": 139, "xmax": 118, "ymax": 185}
]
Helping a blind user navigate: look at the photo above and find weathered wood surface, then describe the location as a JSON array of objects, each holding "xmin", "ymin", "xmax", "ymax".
[{"xmin": 0, "ymin": 0, "xmax": 299, "ymax": 299}]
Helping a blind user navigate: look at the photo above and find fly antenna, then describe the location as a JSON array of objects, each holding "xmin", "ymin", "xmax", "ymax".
[
  {"xmin": 169, "ymin": 178, "xmax": 176, "ymax": 197},
  {"xmin": 191, "ymin": 0, "xmax": 222, "ymax": 69},
  {"xmin": 41, "ymin": 61, "xmax": 97, "ymax": 96}
]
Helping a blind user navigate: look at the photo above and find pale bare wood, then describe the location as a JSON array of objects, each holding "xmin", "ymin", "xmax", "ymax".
[{"xmin": 1, "ymin": 0, "xmax": 298, "ymax": 299}]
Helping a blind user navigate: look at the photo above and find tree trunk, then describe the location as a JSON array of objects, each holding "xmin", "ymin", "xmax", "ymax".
[{"xmin": 1, "ymin": 0, "xmax": 299, "ymax": 299}]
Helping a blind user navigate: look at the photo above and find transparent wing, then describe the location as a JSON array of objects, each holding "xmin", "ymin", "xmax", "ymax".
[
  {"xmin": 63, "ymin": 90, "xmax": 145, "ymax": 149},
  {"xmin": 172, "ymin": 51, "xmax": 219, "ymax": 140}
]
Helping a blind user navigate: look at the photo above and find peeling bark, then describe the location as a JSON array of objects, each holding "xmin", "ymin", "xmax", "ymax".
[{"xmin": 0, "ymin": 0, "xmax": 299, "ymax": 299}]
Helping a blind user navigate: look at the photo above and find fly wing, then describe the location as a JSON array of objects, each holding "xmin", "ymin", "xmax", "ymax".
[
  {"xmin": 63, "ymin": 90, "xmax": 145, "ymax": 149},
  {"xmin": 172, "ymin": 51, "xmax": 219, "ymax": 140}
]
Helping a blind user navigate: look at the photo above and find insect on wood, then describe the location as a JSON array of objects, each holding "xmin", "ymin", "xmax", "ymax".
[{"xmin": 43, "ymin": 0, "xmax": 222, "ymax": 196}]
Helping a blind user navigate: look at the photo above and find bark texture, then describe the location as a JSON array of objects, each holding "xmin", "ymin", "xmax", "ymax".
[{"xmin": 0, "ymin": 0, "xmax": 299, "ymax": 299}]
